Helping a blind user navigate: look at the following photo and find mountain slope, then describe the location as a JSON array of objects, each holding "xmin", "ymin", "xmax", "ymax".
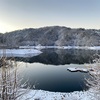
[{"xmin": 0, "ymin": 26, "xmax": 100, "ymax": 47}]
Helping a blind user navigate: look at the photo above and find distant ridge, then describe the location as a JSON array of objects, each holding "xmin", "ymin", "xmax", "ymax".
[{"xmin": 0, "ymin": 26, "xmax": 100, "ymax": 48}]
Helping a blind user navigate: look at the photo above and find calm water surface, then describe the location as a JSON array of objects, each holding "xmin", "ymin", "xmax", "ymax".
[
  {"xmin": 15, "ymin": 49, "xmax": 100, "ymax": 92},
  {"xmin": 18, "ymin": 62, "xmax": 89, "ymax": 92}
]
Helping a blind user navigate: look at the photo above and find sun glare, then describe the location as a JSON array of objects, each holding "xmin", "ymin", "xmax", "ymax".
[
  {"xmin": 0, "ymin": 21, "xmax": 8, "ymax": 33},
  {"xmin": 0, "ymin": 25, "xmax": 6, "ymax": 33},
  {"xmin": 0, "ymin": 21, "xmax": 17, "ymax": 33}
]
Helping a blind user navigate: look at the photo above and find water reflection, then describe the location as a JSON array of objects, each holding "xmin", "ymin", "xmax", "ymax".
[
  {"xmin": 19, "ymin": 62, "xmax": 89, "ymax": 92},
  {"xmin": 15, "ymin": 49, "xmax": 100, "ymax": 64},
  {"xmin": 1, "ymin": 49, "xmax": 99, "ymax": 92}
]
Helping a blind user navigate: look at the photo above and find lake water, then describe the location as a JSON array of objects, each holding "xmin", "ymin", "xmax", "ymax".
[
  {"xmin": 14, "ymin": 49, "xmax": 100, "ymax": 92},
  {"xmin": 1, "ymin": 49, "xmax": 100, "ymax": 92},
  {"xmin": 15, "ymin": 49, "xmax": 100, "ymax": 64}
]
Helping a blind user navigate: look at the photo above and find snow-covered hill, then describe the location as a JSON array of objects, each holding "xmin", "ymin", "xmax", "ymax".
[{"xmin": 0, "ymin": 26, "xmax": 100, "ymax": 48}]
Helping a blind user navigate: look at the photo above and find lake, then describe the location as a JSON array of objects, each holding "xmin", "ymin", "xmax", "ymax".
[{"xmin": 14, "ymin": 49, "xmax": 100, "ymax": 92}]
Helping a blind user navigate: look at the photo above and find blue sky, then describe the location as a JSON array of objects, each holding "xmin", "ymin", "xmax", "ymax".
[{"xmin": 0, "ymin": 0, "xmax": 100, "ymax": 33}]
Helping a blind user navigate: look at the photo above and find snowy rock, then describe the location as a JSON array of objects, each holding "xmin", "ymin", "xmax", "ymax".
[{"xmin": 67, "ymin": 67, "xmax": 88, "ymax": 73}]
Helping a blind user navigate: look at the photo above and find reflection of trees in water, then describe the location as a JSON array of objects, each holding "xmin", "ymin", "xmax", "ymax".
[
  {"xmin": 14, "ymin": 49, "xmax": 100, "ymax": 65},
  {"xmin": 55, "ymin": 49, "xmax": 98, "ymax": 64}
]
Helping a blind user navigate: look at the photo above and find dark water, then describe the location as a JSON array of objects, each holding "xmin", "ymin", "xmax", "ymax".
[
  {"xmin": 19, "ymin": 63, "xmax": 89, "ymax": 92},
  {"xmin": 16, "ymin": 49, "xmax": 100, "ymax": 92},
  {"xmin": 15, "ymin": 49, "xmax": 100, "ymax": 64},
  {"xmin": 14, "ymin": 49, "xmax": 100, "ymax": 92}
]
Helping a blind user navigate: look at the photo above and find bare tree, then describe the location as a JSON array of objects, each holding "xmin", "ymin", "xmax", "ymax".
[{"xmin": 0, "ymin": 50, "xmax": 32, "ymax": 100}]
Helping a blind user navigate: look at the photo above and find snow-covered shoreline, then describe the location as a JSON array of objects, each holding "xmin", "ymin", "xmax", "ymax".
[
  {"xmin": 18, "ymin": 89, "xmax": 95, "ymax": 100},
  {"xmin": 0, "ymin": 49, "xmax": 42, "ymax": 57},
  {"xmin": 19, "ymin": 46, "xmax": 100, "ymax": 50},
  {"xmin": 67, "ymin": 63, "xmax": 100, "ymax": 74}
]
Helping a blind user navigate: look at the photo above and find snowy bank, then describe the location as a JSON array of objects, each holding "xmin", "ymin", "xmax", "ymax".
[
  {"xmin": 19, "ymin": 46, "xmax": 100, "ymax": 50},
  {"xmin": 0, "ymin": 49, "xmax": 42, "ymax": 57},
  {"xmin": 18, "ymin": 89, "xmax": 95, "ymax": 100},
  {"xmin": 67, "ymin": 63, "xmax": 100, "ymax": 74},
  {"xmin": 67, "ymin": 67, "xmax": 88, "ymax": 73}
]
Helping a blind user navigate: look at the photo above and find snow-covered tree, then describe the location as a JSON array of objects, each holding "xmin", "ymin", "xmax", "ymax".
[
  {"xmin": 0, "ymin": 56, "xmax": 31, "ymax": 100},
  {"xmin": 86, "ymin": 55, "xmax": 100, "ymax": 100}
]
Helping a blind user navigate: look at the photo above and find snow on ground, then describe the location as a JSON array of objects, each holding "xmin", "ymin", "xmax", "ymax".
[
  {"xmin": 18, "ymin": 89, "xmax": 95, "ymax": 100},
  {"xmin": 67, "ymin": 67, "xmax": 88, "ymax": 73},
  {"xmin": 19, "ymin": 46, "xmax": 100, "ymax": 50},
  {"xmin": 0, "ymin": 49, "xmax": 42, "ymax": 57},
  {"xmin": 67, "ymin": 63, "xmax": 100, "ymax": 74}
]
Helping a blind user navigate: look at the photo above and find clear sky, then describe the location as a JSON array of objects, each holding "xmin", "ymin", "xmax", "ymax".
[{"xmin": 0, "ymin": 0, "xmax": 100, "ymax": 33}]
